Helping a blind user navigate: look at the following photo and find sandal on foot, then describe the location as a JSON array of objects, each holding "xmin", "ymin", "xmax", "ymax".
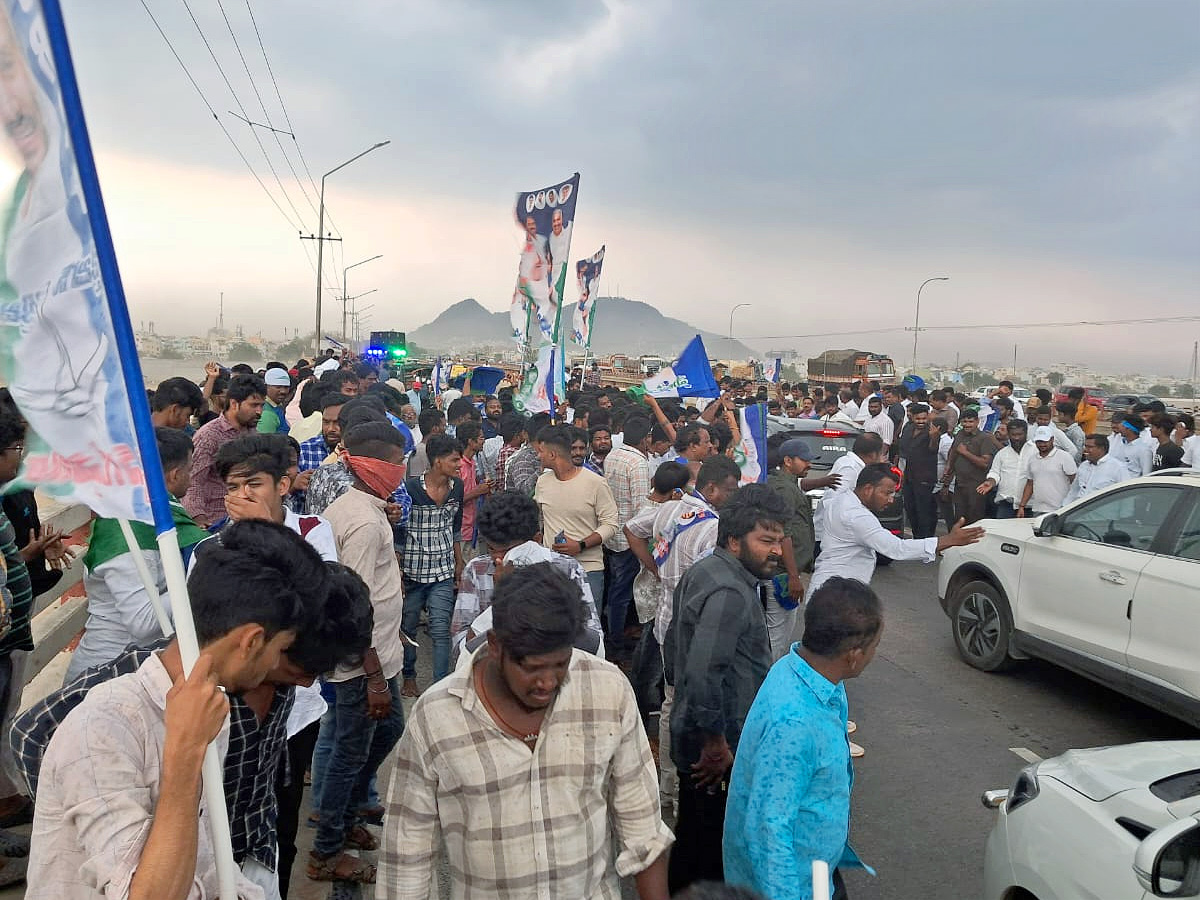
[
  {"xmin": 357, "ymin": 804, "xmax": 385, "ymax": 826},
  {"xmin": 344, "ymin": 824, "xmax": 379, "ymax": 852},
  {"xmin": 306, "ymin": 850, "xmax": 377, "ymax": 884},
  {"xmin": 850, "ymin": 740, "xmax": 865, "ymax": 758}
]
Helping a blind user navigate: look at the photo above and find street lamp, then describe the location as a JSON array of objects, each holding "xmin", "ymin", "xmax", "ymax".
[
  {"xmin": 729, "ymin": 303, "xmax": 751, "ymax": 340},
  {"xmin": 348, "ymin": 294, "xmax": 376, "ymax": 345},
  {"xmin": 342, "ymin": 254, "xmax": 382, "ymax": 340},
  {"xmin": 313, "ymin": 141, "xmax": 390, "ymax": 354},
  {"xmin": 912, "ymin": 276, "xmax": 949, "ymax": 374}
]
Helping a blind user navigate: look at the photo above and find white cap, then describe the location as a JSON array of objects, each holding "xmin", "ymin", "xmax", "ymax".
[
  {"xmin": 264, "ymin": 368, "xmax": 292, "ymax": 387},
  {"xmin": 1033, "ymin": 425, "xmax": 1055, "ymax": 442}
]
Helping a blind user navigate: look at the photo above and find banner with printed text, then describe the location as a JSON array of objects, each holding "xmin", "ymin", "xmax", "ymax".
[
  {"xmin": 510, "ymin": 173, "xmax": 579, "ymax": 346},
  {"xmin": 0, "ymin": 1, "xmax": 150, "ymax": 522},
  {"xmin": 571, "ymin": 245, "xmax": 604, "ymax": 347}
]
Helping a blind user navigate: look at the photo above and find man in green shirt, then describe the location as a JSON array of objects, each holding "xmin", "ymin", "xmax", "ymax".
[
  {"xmin": 258, "ymin": 367, "xmax": 293, "ymax": 435},
  {"xmin": 765, "ymin": 438, "xmax": 838, "ymax": 661}
]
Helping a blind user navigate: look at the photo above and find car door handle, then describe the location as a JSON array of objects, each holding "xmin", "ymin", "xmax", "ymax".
[{"xmin": 1099, "ymin": 570, "xmax": 1126, "ymax": 585}]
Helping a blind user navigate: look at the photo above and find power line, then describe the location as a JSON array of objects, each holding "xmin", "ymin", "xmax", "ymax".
[
  {"xmin": 138, "ymin": 0, "xmax": 300, "ymax": 232},
  {"xmin": 241, "ymin": 1, "xmax": 346, "ymax": 253},
  {"xmin": 178, "ymin": 0, "xmax": 308, "ymax": 228},
  {"xmin": 745, "ymin": 315, "xmax": 1200, "ymax": 342},
  {"xmin": 140, "ymin": 0, "xmax": 340, "ymax": 294},
  {"xmin": 216, "ymin": 0, "xmax": 321, "ymax": 218}
]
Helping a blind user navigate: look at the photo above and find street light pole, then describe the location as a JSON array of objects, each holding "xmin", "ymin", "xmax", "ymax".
[
  {"xmin": 342, "ymin": 254, "xmax": 383, "ymax": 341},
  {"xmin": 312, "ymin": 141, "xmax": 390, "ymax": 355},
  {"xmin": 912, "ymin": 276, "xmax": 949, "ymax": 374},
  {"xmin": 729, "ymin": 303, "xmax": 751, "ymax": 340}
]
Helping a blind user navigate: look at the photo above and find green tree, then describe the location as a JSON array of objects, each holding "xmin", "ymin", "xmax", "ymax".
[
  {"xmin": 1148, "ymin": 384, "xmax": 1172, "ymax": 397},
  {"xmin": 1047, "ymin": 371, "xmax": 1065, "ymax": 387},
  {"xmin": 1176, "ymin": 384, "xmax": 1195, "ymax": 398},
  {"xmin": 157, "ymin": 346, "xmax": 184, "ymax": 360},
  {"xmin": 275, "ymin": 334, "xmax": 316, "ymax": 362},
  {"xmin": 227, "ymin": 341, "xmax": 262, "ymax": 362},
  {"xmin": 963, "ymin": 370, "xmax": 996, "ymax": 390}
]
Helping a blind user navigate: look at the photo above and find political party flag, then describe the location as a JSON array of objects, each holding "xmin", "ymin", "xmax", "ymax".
[
  {"xmin": 734, "ymin": 402, "xmax": 769, "ymax": 485},
  {"xmin": 512, "ymin": 343, "xmax": 556, "ymax": 414},
  {"xmin": 572, "ymin": 245, "xmax": 605, "ymax": 347},
  {"xmin": 432, "ymin": 356, "xmax": 445, "ymax": 397},
  {"xmin": 764, "ymin": 357, "xmax": 782, "ymax": 383},
  {"xmin": 511, "ymin": 173, "xmax": 580, "ymax": 345},
  {"xmin": 643, "ymin": 335, "xmax": 720, "ymax": 399},
  {"xmin": 7, "ymin": 3, "xmax": 240, "ymax": 895}
]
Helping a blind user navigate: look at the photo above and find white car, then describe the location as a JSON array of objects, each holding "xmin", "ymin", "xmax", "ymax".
[
  {"xmin": 937, "ymin": 470, "xmax": 1200, "ymax": 727},
  {"xmin": 981, "ymin": 740, "xmax": 1200, "ymax": 899}
]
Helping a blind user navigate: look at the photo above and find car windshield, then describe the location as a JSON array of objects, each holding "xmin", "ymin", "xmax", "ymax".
[{"xmin": 779, "ymin": 429, "xmax": 856, "ymax": 469}]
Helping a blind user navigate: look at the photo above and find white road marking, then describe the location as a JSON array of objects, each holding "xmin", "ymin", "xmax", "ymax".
[{"xmin": 1009, "ymin": 747, "xmax": 1044, "ymax": 764}]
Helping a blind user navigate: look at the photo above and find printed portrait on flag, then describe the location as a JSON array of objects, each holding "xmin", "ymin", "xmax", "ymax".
[
  {"xmin": 0, "ymin": 1, "xmax": 148, "ymax": 520},
  {"xmin": 510, "ymin": 173, "xmax": 579, "ymax": 345},
  {"xmin": 571, "ymin": 245, "xmax": 604, "ymax": 347}
]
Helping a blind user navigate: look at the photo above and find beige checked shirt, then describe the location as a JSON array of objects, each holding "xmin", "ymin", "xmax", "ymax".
[
  {"xmin": 379, "ymin": 649, "xmax": 673, "ymax": 899},
  {"xmin": 603, "ymin": 445, "xmax": 650, "ymax": 552}
]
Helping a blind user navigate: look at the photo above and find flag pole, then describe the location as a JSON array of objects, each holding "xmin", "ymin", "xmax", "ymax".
[
  {"xmin": 116, "ymin": 519, "xmax": 173, "ymax": 635},
  {"xmin": 40, "ymin": 2, "xmax": 239, "ymax": 896}
]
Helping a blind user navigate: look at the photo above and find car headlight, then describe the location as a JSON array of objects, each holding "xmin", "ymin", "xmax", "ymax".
[{"xmin": 1005, "ymin": 764, "xmax": 1040, "ymax": 814}]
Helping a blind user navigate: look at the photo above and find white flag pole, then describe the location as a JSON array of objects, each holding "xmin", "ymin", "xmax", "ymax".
[
  {"xmin": 813, "ymin": 860, "xmax": 832, "ymax": 900},
  {"xmin": 116, "ymin": 519, "xmax": 173, "ymax": 636}
]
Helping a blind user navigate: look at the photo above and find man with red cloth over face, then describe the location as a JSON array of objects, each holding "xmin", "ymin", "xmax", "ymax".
[{"xmin": 307, "ymin": 422, "xmax": 409, "ymax": 886}]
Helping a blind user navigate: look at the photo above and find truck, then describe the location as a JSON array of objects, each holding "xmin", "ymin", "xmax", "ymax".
[{"xmin": 807, "ymin": 349, "xmax": 896, "ymax": 387}]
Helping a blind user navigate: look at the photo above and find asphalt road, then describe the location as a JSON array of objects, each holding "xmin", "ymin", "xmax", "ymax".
[{"xmin": 837, "ymin": 559, "xmax": 1199, "ymax": 900}]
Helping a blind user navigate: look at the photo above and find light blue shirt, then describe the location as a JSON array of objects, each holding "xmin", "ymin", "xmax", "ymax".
[{"xmin": 723, "ymin": 645, "xmax": 873, "ymax": 900}]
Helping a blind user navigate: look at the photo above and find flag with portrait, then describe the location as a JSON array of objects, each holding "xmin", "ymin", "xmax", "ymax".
[
  {"xmin": 571, "ymin": 245, "xmax": 604, "ymax": 347},
  {"xmin": 510, "ymin": 173, "xmax": 579, "ymax": 346}
]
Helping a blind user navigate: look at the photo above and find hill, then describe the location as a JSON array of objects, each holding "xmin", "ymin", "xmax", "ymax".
[{"xmin": 408, "ymin": 297, "xmax": 759, "ymax": 360}]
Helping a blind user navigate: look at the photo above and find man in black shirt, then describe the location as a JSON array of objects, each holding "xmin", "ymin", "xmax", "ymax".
[
  {"xmin": 1151, "ymin": 413, "xmax": 1184, "ymax": 471},
  {"xmin": 898, "ymin": 403, "xmax": 941, "ymax": 539}
]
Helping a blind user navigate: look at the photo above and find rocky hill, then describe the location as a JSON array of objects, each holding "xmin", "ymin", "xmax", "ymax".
[{"xmin": 409, "ymin": 297, "xmax": 759, "ymax": 359}]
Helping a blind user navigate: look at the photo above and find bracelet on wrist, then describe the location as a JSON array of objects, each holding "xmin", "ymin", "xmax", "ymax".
[{"xmin": 368, "ymin": 686, "xmax": 391, "ymax": 695}]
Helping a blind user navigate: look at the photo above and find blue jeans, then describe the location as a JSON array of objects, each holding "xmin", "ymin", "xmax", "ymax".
[
  {"xmin": 585, "ymin": 569, "xmax": 606, "ymax": 621},
  {"xmin": 603, "ymin": 548, "xmax": 640, "ymax": 654},
  {"xmin": 309, "ymin": 696, "xmax": 381, "ymax": 818},
  {"xmin": 312, "ymin": 674, "xmax": 404, "ymax": 856},
  {"xmin": 402, "ymin": 577, "xmax": 456, "ymax": 681}
]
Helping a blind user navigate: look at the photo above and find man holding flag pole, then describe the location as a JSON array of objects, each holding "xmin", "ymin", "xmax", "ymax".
[{"xmin": 0, "ymin": 1, "xmax": 248, "ymax": 896}]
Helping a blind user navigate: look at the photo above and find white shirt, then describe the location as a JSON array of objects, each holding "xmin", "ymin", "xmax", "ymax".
[
  {"xmin": 282, "ymin": 509, "xmax": 338, "ymax": 737},
  {"xmin": 814, "ymin": 451, "xmax": 868, "ymax": 538},
  {"xmin": 1063, "ymin": 454, "xmax": 1129, "ymax": 505},
  {"xmin": 1040, "ymin": 422, "xmax": 1081, "ymax": 461},
  {"xmin": 1111, "ymin": 433, "xmax": 1153, "ymax": 478},
  {"xmin": 808, "ymin": 490, "xmax": 938, "ymax": 599},
  {"xmin": 864, "ymin": 411, "xmax": 894, "ymax": 447},
  {"xmin": 1024, "ymin": 448, "xmax": 1077, "ymax": 512},
  {"xmin": 840, "ymin": 399, "xmax": 860, "ymax": 420},
  {"xmin": 1007, "ymin": 397, "xmax": 1025, "ymax": 420},
  {"xmin": 985, "ymin": 442, "xmax": 1037, "ymax": 503},
  {"xmin": 936, "ymin": 433, "xmax": 954, "ymax": 492},
  {"xmin": 314, "ymin": 357, "xmax": 340, "ymax": 377},
  {"xmin": 1183, "ymin": 434, "xmax": 1200, "ymax": 468}
]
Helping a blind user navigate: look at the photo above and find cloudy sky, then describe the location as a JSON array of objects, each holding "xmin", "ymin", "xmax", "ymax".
[{"xmin": 39, "ymin": 0, "xmax": 1200, "ymax": 372}]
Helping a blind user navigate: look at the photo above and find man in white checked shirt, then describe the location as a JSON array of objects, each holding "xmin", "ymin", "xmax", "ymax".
[{"xmin": 379, "ymin": 562, "xmax": 673, "ymax": 899}]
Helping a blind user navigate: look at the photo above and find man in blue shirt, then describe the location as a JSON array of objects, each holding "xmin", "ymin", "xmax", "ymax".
[{"xmin": 723, "ymin": 576, "xmax": 881, "ymax": 900}]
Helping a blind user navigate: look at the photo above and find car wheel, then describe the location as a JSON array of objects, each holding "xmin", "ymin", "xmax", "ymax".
[{"xmin": 950, "ymin": 580, "xmax": 1014, "ymax": 672}]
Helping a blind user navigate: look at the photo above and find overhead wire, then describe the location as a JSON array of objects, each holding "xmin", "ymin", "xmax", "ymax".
[
  {"xmin": 745, "ymin": 315, "xmax": 1200, "ymax": 342},
  {"xmin": 242, "ymin": 0, "xmax": 348, "ymax": 287},
  {"xmin": 178, "ymin": 0, "xmax": 308, "ymax": 229},
  {"xmin": 140, "ymin": 0, "xmax": 340, "ymax": 295}
]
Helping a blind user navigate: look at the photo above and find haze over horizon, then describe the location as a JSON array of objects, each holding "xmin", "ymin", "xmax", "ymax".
[{"xmin": 30, "ymin": 1, "xmax": 1198, "ymax": 373}]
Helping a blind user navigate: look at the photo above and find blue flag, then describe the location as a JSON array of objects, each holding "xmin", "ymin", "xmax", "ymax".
[
  {"xmin": 643, "ymin": 335, "xmax": 719, "ymax": 399},
  {"xmin": 735, "ymin": 403, "xmax": 769, "ymax": 484}
]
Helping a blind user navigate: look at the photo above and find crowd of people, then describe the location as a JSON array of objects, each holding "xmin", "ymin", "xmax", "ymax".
[{"xmin": 0, "ymin": 351, "xmax": 1188, "ymax": 899}]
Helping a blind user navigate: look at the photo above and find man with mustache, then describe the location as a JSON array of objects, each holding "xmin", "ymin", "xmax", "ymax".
[{"xmin": 663, "ymin": 484, "xmax": 790, "ymax": 892}]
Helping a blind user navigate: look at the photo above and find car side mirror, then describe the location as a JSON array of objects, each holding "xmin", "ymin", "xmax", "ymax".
[
  {"xmin": 1033, "ymin": 513, "xmax": 1061, "ymax": 537},
  {"xmin": 1134, "ymin": 816, "xmax": 1200, "ymax": 897}
]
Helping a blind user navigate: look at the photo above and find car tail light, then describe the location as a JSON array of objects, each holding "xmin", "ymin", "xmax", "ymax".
[
  {"xmin": 819, "ymin": 429, "xmax": 848, "ymax": 437},
  {"xmin": 1005, "ymin": 765, "xmax": 1040, "ymax": 814}
]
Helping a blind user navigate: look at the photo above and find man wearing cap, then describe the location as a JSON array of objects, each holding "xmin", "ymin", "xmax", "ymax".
[
  {"xmin": 766, "ymin": 438, "xmax": 837, "ymax": 660},
  {"xmin": 1018, "ymin": 426, "xmax": 1077, "ymax": 517},
  {"xmin": 258, "ymin": 367, "xmax": 294, "ymax": 435}
]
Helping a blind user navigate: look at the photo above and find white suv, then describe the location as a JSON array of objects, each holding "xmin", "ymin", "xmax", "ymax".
[
  {"xmin": 937, "ymin": 470, "xmax": 1200, "ymax": 727},
  {"xmin": 981, "ymin": 741, "xmax": 1200, "ymax": 899}
]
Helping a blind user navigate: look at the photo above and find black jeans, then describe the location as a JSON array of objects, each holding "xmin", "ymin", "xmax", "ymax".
[
  {"xmin": 901, "ymin": 478, "xmax": 938, "ymax": 539},
  {"xmin": 274, "ymin": 720, "xmax": 319, "ymax": 899},
  {"xmin": 667, "ymin": 779, "xmax": 728, "ymax": 893}
]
